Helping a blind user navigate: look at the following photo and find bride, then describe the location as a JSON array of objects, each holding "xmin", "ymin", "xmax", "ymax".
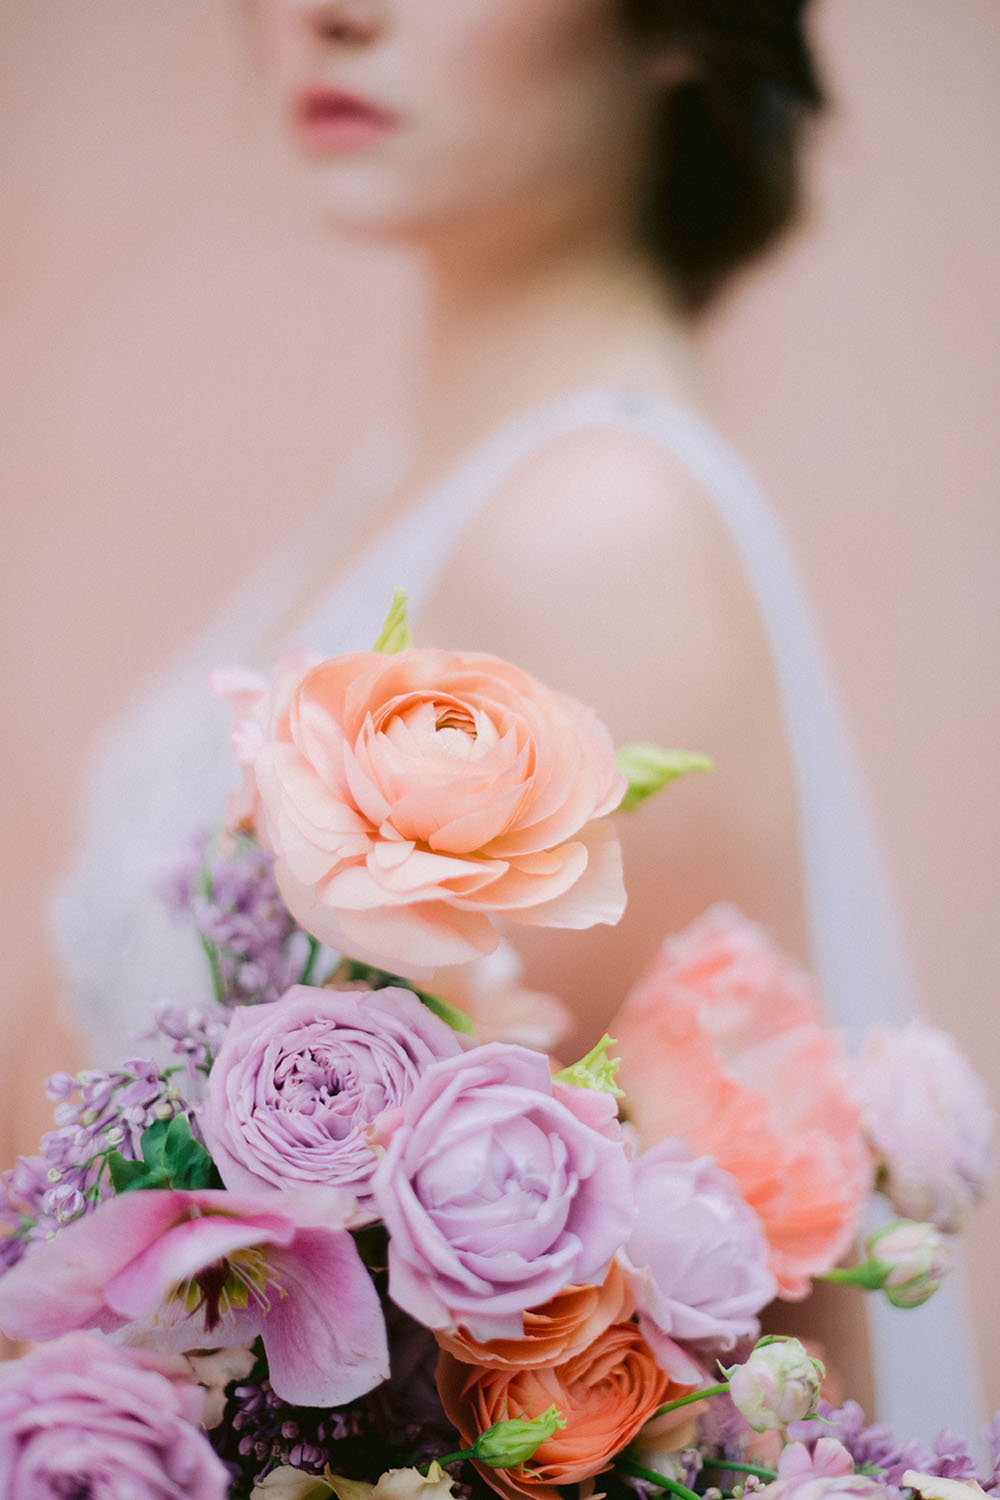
[{"xmin": 10, "ymin": 0, "xmax": 981, "ymax": 1441}]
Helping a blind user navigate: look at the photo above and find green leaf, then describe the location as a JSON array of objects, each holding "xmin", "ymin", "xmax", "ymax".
[
  {"xmin": 106, "ymin": 1152, "xmax": 155, "ymax": 1194},
  {"xmin": 159, "ymin": 1113, "xmax": 222, "ymax": 1191},
  {"xmin": 373, "ymin": 589, "xmax": 413, "ymax": 654},
  {"xmin": 616, "ymin": 743, "xmax": 713, "ymax": 812},
  {"xmin": 106, "ymin": 1114, "xmax": 221, "ymax": 1196}
]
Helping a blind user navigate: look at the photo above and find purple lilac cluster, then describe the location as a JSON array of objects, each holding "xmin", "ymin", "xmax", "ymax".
[
  {"xmin": 158, "ymin": 830, "xmax": 309, "ymax": 1007},
  {"xmin": 147, "ymin": 1002, "xmax": 231, "ymax": 1081},
  {"xmin": 217, "ymin": 1373, "xmax": 366, "ymax": 1482},
  {"xmin": 0, "ymin": 1060, "xmax": 188, "ymax": 1270},
  {"xmin": 785, "ymin": 1401, "xmax": 1000, "ymax": 1494}
]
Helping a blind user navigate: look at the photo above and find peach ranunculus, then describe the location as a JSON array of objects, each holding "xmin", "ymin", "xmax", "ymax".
[
  {"xmin": 434, "ymin": 1260, "xmax": 634, "ymax": 1370},
  {"xmin": 611, "ymin": 905, "xmax": 872, "ymax": 1298},
  {"xmin": 436, "ymin": 1322, "xmax": 680, "ymax": 1500},
  {"xmin": 237, "ymin": 649, "xmax": 627, "ymax": 975}
]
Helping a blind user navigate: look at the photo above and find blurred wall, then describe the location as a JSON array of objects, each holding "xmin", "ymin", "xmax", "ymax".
[{"xmin": 2, "ymin": 0, "xmax": 997, "ymax": 1410}]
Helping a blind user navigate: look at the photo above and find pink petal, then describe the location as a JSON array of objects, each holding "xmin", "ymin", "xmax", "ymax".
[{"xmin": 262, "ymin": 1229, "xmax": 389, "ymax": 1405}]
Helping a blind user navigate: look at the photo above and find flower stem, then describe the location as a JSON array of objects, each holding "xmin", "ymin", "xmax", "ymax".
[
  {"xmin": 704, "ymin": 1460, "xmax": 778, "ymax": 1480},
  {"xmin": 651, "ymin": 1382, "xmax": 730, "ymax": 1419},
  {"xmin": 298, "ymin": 935, "xmax": 321, "ymax": 987},
  {"xmin": 618, "ymin": 1458, "xmax": 703, "ymax": 1500},
  {"xmin": 818, "ymin": 1262, "xmax": 886, "ymax": 1291}
]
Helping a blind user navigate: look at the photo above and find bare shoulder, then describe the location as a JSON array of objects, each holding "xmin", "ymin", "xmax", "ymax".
[
  {"xmin": 418, "ymin": 421, "xmax": 771, "ymax": 745},
  {"xmin": 418, "ymin": 419, "xmax": 811, "ymax": 1027}
]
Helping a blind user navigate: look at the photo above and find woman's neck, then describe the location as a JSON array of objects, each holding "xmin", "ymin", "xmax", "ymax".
[{"xmin": 397, "ymin": 211, "xmax": 703, "ymax": 483}]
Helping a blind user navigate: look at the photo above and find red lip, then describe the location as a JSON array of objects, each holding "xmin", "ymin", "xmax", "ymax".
[{"xmin": 296, "ymin": 87, "xmax": 396, "ymax": 149}]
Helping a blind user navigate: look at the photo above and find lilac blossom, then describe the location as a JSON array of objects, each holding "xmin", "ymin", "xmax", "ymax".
[
  {"xmin": 158, "ymin": 829, "xmax": 314, "ymax": 1008},
  {"xmin": 786, "ymin": 1402, "xmax": 987, "ymax": 1492},
  {"xmin": 0, "ymin": 1059, "xmax": 190, "ymax": 1267}
]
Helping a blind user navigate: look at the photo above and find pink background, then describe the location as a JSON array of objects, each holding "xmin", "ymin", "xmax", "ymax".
[{"xmin": 1, "ymin": 2, "xmax": 997, "ymax": 1408}]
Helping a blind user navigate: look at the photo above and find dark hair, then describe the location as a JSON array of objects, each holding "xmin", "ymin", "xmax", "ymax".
[{"xmin": 621, "ymin": 0, "xmax": 823, "ymax": 312}]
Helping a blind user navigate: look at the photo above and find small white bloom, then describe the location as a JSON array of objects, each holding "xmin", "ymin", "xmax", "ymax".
[{"xmin": 727, "ymin": 1337, "xmax": 823, "ymax": 1431}]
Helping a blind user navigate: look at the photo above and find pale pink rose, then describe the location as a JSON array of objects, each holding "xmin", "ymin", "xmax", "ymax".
[
  {"xmin": 0, "ymin": 1332, "xmax": 229, "ymax": 1499},
  {"xmin": 244, "ymin": 649, "xmax": 626, "ymax": 974},
  {"xmin": 854, "ymin": 1022, "xmax": 994, "ymax": 1232},
  {"xmin": 611, "ymin": 905, "xmax": 872, "ymax": 1297},
  {"xmin": 777, "ymin": 1441, "xmax": 856, "ymax": 1482},
  {"xmin": 618, "ymin": 1140, "xmax": 776, "ymax": 1382},
  {"xmin": 370, "ymin": 1043, "xmax": 635, "ymax": 1340}
]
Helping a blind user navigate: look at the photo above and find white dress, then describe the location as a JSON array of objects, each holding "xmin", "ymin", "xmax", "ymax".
[{"xmin": 51, "ymin": 385, "xmax": 979, "ymax": 1443}]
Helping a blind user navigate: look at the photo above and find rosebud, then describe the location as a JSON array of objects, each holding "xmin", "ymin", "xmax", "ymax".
[
  {"xmin": 725, "ymin": 1337, "xmax": 823, "ymax": 1432},
  {"xmin": 866, "ymin": 1219, "xmax": 952, "ymax": 1309},
  {"xmin": 471, "ymin": 1406, "xmax": 567, "ymax": 1468}
]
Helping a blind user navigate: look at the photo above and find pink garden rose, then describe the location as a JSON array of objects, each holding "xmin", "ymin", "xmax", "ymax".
[
  {"xmin": 0, "ymin": 1331, "xmax": 228, "ymax": 1499},
  {"xmin": 0, "ymin": 1186, "xmax": 388, "ymax": 1407},
  {"xmin": 370, "ymin": 1043, "xmax": 635, "ymax": 1340},
  {"xmin": 237, "ymin": 648, "xmax": 626, "ymax": 974},
  {"xmin": 612, "ymin": 905, "xmax": 872, "ymax": 1297},
  {"xmin": 618, "ymin": 1140, "xmax": 776, "ymax": 1382},
  {"xmin": 854, "ymin": 1022, "xmax": 994, "ymax": 1232},
  {"xmin": 201, "ymin": 984, "xmax": 462, "ymax": 1209}
]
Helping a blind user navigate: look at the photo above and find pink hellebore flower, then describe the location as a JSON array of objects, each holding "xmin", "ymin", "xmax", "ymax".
[{"xmin": 0, "ymin": 1186, "xmax": 388, "ymax": 1408}]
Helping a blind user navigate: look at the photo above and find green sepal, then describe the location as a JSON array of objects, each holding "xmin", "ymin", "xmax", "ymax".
[
  {"xmin": 616, "ymin": 743, "xmax": 713, "ymax": 812},
  {"xmin": 472, "ymin": 1405, "xmax": 567, "ymax": 1468},
  {"xmin": 554, "ymin": 1035, "xmax": 624, "ymax": 1098},
  {"xmin": 373, "ymin": 589, "xmax": 413, "ymax": 654}
]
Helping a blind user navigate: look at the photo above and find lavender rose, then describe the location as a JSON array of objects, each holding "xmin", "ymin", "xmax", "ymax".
[
  {"xmin": 619, "ymin": 1140, "xmax": 777, "ymax": 1382},
  {"xmin": 854, "ymin": 1022, "xmax": 994, "ymax": 1232},
  {"xmin": 201, "ymin": 984, "xmax": 463, "ymax": 1209},
  {"xmin": 369, "ymin": 1042, "xmax": 635, "ymax": 1340},
  {"xmin": 0, "ymin": 1331, "xmax": 228, "ymax": 1499}
]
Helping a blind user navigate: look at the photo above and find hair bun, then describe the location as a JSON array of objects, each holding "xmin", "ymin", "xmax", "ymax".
[{"xmin": 624, "ymin": 0, "xmax": 823, "ymax": 310}]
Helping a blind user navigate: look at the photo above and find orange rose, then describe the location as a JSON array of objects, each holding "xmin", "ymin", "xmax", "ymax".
[
  {"xmin": 244, "ymin": 649, "xmax": 626, "ymax": 976},
  {"xmin": 436, "ymin": 1322, "xmax": 680, "ymax": 1500},
  {"xmin": 611, "ymin": 905, "xmax": 872, "ymax": 1297},
  {"xmin": 435, "ymin": 1262, "xmax": 634, "ymax": 1370}
]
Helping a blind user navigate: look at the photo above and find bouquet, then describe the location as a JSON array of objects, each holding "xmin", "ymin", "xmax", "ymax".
[{"xmin": 0, "ymin": 593, "xmax": 995, "ymax": 1500}]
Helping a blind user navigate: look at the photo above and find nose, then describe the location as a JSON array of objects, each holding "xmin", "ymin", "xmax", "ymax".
[{"xmin": 301, "ymin": 0, "xmax": 385, "ymax": 46}]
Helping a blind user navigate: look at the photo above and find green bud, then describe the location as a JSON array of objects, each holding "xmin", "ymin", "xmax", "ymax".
[
  {"xmin": 616, "ymin": 743, "xmax": 713, "ymax": 812},
  {"xmin": 554, "ymin": 1035, "xmax": 624, "ymax": 1099},
  {"xmin": 471, "ymin": 1406, "xmax": 566, "ymax": 1468},
  {"xmin": 373, "ymin": 589, "xmax": 413, "ymax": 654}
]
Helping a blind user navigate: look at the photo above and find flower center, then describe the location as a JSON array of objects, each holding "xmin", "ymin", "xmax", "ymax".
[{"xmin": 174, "ymin": 1244, "xmax": 277, "ymax": 1332}]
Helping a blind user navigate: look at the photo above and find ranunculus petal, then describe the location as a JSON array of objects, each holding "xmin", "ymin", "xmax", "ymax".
[{"xmin": 243, "ymin": 647, "xmax": 625, "ymax": 971}]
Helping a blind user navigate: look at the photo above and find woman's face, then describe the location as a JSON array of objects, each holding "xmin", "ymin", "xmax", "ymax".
[{"xmin": 255, "ymin": 0, "xmax": 663, "ymax": 244}]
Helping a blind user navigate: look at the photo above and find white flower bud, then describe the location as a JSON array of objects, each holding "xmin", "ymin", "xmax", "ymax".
[
  {"xmin": 726, "ymin": 1337, "xmax": 823, "ymax": 1432},
  {"xmin": 866, "ymin": 1219, "xmax": 952, "ymax": 1308}
]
